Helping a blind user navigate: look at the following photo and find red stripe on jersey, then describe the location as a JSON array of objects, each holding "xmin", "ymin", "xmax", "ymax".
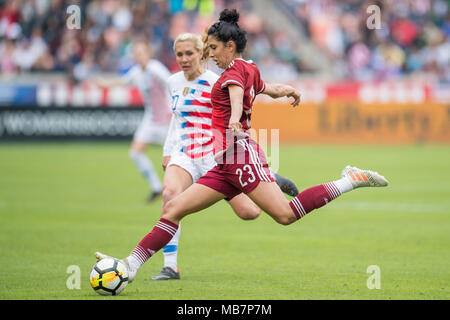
[
  {"xmin": 221, "ymin": 79, "xmax": 244, "ymax": 88},
  {"xmin": 183, "ymin": 139, "xmax": 214, "ymax": 152},
  {"xmin": 185, "ymin": 111, "xmax": 212, "ymax": 119},
  {"xmin": 184, "ymin": 122, "xmax": 212, "ymax": 130},
  {"xmin": 185, "ymin": 132, "xmax": 212, "ymax": 139},
  {"xmin": 201, "ymin": 92, "xmax": 212, "ymax": 99},
  {"xmin": 185, "ymin": 100, "xmax": 212, "ymax": 107},
  {"xmin": 185, "ymin": 149, "xmax": 213, "ymax": 159}
]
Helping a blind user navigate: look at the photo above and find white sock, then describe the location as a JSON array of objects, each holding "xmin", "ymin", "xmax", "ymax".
[
  {"xmin": 129, "ymin": 150, "xmax": 162, "ymax": 192},
  {"xmin": 163, "ymin": 223, "xmax": 181, "ymax": 271},
  {"xmin": 332, "ymin": 176, "xmax": 354, "ymax": 194},
  {"xmin": 125, "ymin": 255, "xmax": 142, "ymax": 272}
]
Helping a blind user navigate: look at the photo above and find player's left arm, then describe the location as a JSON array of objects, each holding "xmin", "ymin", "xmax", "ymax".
[
  {"xmin": 262, "ymin": 82, "xmax": 301, "ymax": 107},
  {"xmin": 228, "ymin": 84, "xmax": 245, "ymax": 133}
]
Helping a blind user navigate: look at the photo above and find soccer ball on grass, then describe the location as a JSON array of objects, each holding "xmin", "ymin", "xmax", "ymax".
[{"xmin": 90, "ymin": 258, "xmax": 129, "ymax": 296}]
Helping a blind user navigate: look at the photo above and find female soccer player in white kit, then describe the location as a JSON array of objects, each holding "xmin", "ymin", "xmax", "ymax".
[
  {"xmin": 95, "ymin": 40, "xmax": 172, "ymax": 202},
  {"xmin": 150, "ymin": 33, "xmax": 299, "ymax": 280}
]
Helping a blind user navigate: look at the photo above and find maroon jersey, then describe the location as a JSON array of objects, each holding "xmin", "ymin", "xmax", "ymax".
[{"xmin": 210, "ymin": 59, "xmax": 265, "ymax": 154}]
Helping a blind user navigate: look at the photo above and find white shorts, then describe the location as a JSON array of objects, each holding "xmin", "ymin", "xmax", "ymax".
[
  {"xmin": 133, "ymin": 112, "xmax": 169, "ymax": 145},
  {"xmin": 167, "ymin": 151, "xmax": 216, "ymax": 182}
]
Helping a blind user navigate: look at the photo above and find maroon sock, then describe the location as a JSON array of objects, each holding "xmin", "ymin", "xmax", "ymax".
[
  {"xmin": 289, "ymin": 183, "xmax": 341, "ymax": 220},
  {"xmin": 130, "ymin": 218, "xmax": 178, "ymax": 265}
]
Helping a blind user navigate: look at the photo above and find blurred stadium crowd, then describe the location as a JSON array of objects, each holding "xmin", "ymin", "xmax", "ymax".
[
  {"xmin": 0, "ymin": 0, "xmax": 449, "ymax": 83},
  {"xmin": 284, "ymin": 0, "xmax": 450, "ymax": 82}
]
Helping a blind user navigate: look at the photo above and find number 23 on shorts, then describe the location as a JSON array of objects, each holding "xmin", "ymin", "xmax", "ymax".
[{"xmin": 236, "ymin": 165, "xmax": 256, "ymax": 187}]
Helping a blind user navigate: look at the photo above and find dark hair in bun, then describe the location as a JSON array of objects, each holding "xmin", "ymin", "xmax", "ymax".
[
  {"xmin": 219, "ymin": 8, "xmax": 240, "ymax": 24},
  {"xmin": 208, "ymin": 9, "xmax": 247, "ymax": 53}
]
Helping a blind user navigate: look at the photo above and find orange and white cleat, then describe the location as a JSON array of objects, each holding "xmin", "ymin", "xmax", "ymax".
[{"xmin": 341, "ymin": 165, "xmax": 389, "ymax": 188}]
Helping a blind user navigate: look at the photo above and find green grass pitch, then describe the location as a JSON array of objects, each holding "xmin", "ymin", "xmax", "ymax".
[{"xmin": 0, "ymin": 142, "xmax": 449, "ymax": 300}]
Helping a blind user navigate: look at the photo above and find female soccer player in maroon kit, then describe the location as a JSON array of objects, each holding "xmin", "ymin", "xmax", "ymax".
[{"xmin": 96, "ymin": 9, "xmax": 388, "ymax": 283}]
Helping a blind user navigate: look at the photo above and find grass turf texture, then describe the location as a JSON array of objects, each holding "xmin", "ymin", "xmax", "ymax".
[{"xmin": 0, "ymin": 142, "xmax": 449, "ymax": 300}]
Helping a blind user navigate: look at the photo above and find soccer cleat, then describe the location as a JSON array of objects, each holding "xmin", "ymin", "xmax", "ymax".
[
  {"xmin": 94, "ymin": 252, "xmax": 137, "ymax": 283},
  {"xmin": 273, "ymin": 172, "xmax": 299, "ymax": 197},
  {"xmin": 151, "ymin": 267, "xmax": 180, "ymax": 281},
  {"xmin": 341, "ymin": 165, "xmax": 389, "ymax": 188},
  {"xmin": 147, "ymin": 191, "xmax": 162, "ymax": 203},
  {"xmin": 94, "ymin": 251, "xmax": 112, "ymax": 262}
]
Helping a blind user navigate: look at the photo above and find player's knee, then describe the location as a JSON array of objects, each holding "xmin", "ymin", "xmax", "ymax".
[
  {"xmin": 239, "ymin": 206, "xmax": 261, "ymax": 220},
  {"xmin": 128, "ymin": 149, "xmax": 140, "ymax": 160},
  {"xmin": 130, "ymin": 140, "xmax": 147, "ymax": 153},
  {"xmin": 273, "ymin": 210, "xmax": 297, "ymax": 226},
  {"xmin": 161, "ymin": 198, "xmax": 182, "ymax": 221},
  {"xmin": 161, "ymin": 200, "xmax": 174, "ymax": 219},
  {"xmin": 162, "ymin": 185, "xmax": 182, "ymax": 205},
  {"xmin": 274, "ymin": 216, "xmax": 293, "ymax": 225}
]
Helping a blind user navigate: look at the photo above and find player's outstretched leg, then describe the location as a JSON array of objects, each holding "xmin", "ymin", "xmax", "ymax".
[
  {"xmin": 247, "ymin": 165, "xmax": 388, "ymax": 225},
  {"xmin": 95, "ymin": 184, "xmax": 225, "ymax": 283},
  {"xmin": 288, "ymin": 165, "xmax": 388, "ymax": 220},
  {"xmin": 151, "ymin": 164, "xmax": 193, "ymax": 281}
]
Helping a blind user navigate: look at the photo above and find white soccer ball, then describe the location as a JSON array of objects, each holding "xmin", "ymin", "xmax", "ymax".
[{"xmin": 90, "ymin": 258, "xmax": 129, "ymax": 296}]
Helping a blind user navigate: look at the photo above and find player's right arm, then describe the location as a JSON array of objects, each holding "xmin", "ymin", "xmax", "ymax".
[
  {"xmin": 92, "ymin": 66, "xmax": 138, "ymax": 88},
  {"xmin": 262, "ymin": 82, "xmax": 301, "ymax": 107},
  {"xmin": 228, "ymin": 84, "xmax": 245, "ymax": 133}
]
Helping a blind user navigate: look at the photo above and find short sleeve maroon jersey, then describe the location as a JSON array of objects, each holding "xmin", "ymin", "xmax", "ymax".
[{"xmin": 210, "ymin": 58, "xmax": 265, "ymax": 154}]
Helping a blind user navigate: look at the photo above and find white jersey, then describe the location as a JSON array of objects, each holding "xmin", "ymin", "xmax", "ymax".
[
  {"xmin": 203, "ymin": 59, "xmax": 224, "ymax": 76},
  {"xmin": 163, "ymin": 70, "xmax": 219, "ymax": 159},
  {"xmin": 121, "ymin": 59, "xmax": 172, "ymax": 126}
]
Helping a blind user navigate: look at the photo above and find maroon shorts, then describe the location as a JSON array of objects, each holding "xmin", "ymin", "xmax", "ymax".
[{"xmin": 196, "ymin": 138, "xmax": 275, "ymax": 200}]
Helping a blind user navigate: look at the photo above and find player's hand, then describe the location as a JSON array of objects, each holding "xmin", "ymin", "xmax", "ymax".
[
  {"xmin": 287, "ymin": 90, "xmax": 301, "ymax": 107},
  {"xmin": 228, "ymin": 121, "xmax": 242, "ymax": 134},
  {"xmin": 162, "ymin": 156, "xmax": 171, "ymax": 171}
]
